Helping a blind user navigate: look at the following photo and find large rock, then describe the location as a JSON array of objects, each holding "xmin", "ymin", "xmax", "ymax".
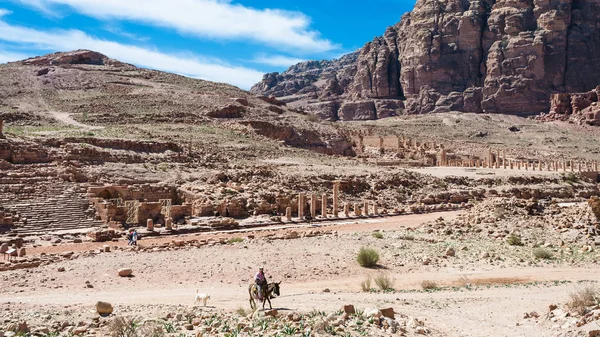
[
  {"xmin": 96, "ymin": 301, "xmax": 114, "ymax": 315},
  {"xmin": 117, "ymin": 268, "xmax": 133, "ymax": 277},
  {"xmin": 251, "ymin": 0, "xmax": 600, "ymax": 117}
]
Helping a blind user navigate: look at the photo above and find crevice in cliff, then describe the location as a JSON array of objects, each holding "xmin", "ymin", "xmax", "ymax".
[
  {"xmin": 477, "ymin": 1, "xmax": 493, "ymax": 87},
  {"xmin": 563, "ymin": 0, "xmax": 575, "ymax": 91}
]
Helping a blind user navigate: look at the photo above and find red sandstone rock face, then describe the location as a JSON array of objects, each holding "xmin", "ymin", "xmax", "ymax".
[
  {"xmin": 542, "ymin": 86, "xmax": 600, "ymax": 125},
  {"xmin": 251, "ymin": 0, "xmax": 600, "ymax": 119},
  {"xmin": 21, "ymin": 50, "xmax": 127, "ymax": 67}
]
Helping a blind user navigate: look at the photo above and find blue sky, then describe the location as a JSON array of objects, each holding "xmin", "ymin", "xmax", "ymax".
[{"xmin": 0, "ymin": 0, "xmax": 415, "ymax": 89}]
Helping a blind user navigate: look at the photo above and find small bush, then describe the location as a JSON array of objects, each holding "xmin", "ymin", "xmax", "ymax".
[
  {"xmin": 360, "ymin": 277, "xmax": 372, "ymax": 292},
  {"xmin": 506, "ymin": 233, "xmax": 523, "ymax": 246},
  {"xmin": 110, "ymin": 317, "xmax": 159, "ymax": 337},
  {"xmin": 533, "ymin": 248, "xmax": 552, "ymax": 260},
  {"xmin": 374, "ymin": 274, "xmax": 394, "ymax": 291},
  {"xmin": 228, "ymin": 237, "xmax": 244, "ymax": 244},
  {"xmin": 372, "ymin": 232, "xmax": 384, "ymax": 239},
  {"xmin": 398, "ymin": 234, "xmax": 415, "ymax": 241},
  {"xmin": 568, "ymin": 286, "xmax": 599, "ymax": 315},
  {"xmin": 236, "ymin": 306, "xmax": 249, "ymax": 317},
  {"xmin": 357, "ymin": 247, "xmax": 379, "ymax": 268},
  {"xmin": 421, "ymin": 280, "xmax": 439, "ymax": 291}
]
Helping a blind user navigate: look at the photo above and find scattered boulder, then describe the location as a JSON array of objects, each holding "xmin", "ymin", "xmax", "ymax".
[
  {"xmin": 341, "ymin": 305, "xmax": 355, "ymax": 315},
  {"xmin": 95, "ymin": 301, "xmax": 113, "ymax": 315},
  {"xmin": 117, "ymin": 268, "xmax": 133, "ymax": 277}
]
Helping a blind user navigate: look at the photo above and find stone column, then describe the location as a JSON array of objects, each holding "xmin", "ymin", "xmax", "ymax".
[
  {"xmin": 363, "ymin": 201, "xmax": 369, "ymax": 216},
  {"xmin": 344, "ymin": 203, "xmax": 350, "ymax": 217},
  {"xmin": 285, "ymin": 207, "xmax": 292, "ymax": 221},
  {"xmin": 510, "ymin": 161, "xmax": 514, "ymax": 169},
  {"xmin": 373, "ymin": 203, "xmax": 378, "ymax": 216},
  {"xmin": 321, "ymin": 193, "xmax": 327, "ymax": 217},
  {"xmin": 298, "ymin": 193, "xmax": 305, "ymax": 219},
  {"xmin": 354, "ymin": 203, "xmax": 361, "ymax": 217},
  {"xmin": 595, "ymin": 161, "xmax": 598, "ymax": 171},
  {"xmin": 578, "ymin": 162, "xmax": 582, "ymax": 172},
  {"xmin": 165, "ymin": 218, "xmax": 172, "ymax": 230},
  {"xmin": 502, "ymin": 151, "xmax": 507, "ymax": 169},
  {"xmin": 379, "ymin": 136, "xmax": 384, "ymax": 154},
  {"xmin": 333, "ymin": 182, "xmax": 340, "ymax": 218},
  {"xmin": 439, "ymin": 149, "xmax": 447, "ymax": 167},
  {"xmin": 0, "ymin": 119, "xmax": 3, "ymax": 138},
  {"xmin": 570, "ymin": 161, "xmax": 574, "ymax": 172},
  {"xmin": 147, "ymin": 219, "xmax": 154, "ymax": 231},
  {"xmin": 310, "ymin": 194, "xmax": 317, "ymax": 218}
]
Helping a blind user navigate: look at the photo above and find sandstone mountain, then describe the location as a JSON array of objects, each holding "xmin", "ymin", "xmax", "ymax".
[
  {"xmin": 0, "ymin": 50, "xmax": 353, "ymax": 155},
  {"xmin": 251, "ymin": 0, "xmax": 600, "ymax": 120}
]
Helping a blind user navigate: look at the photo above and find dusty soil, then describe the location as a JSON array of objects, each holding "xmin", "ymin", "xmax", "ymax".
[{"xmin": 2, "ymin": 210, "xmax": 600, "ymax": 337}]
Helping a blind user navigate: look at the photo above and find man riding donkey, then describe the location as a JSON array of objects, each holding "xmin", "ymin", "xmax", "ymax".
[
  {"xmin": 249, "ymin": 267, "xmax": 281, "ymax": 310},
  {"xmin": 255, "ymin": 267, "xmax": 268, "ymax": 301}
]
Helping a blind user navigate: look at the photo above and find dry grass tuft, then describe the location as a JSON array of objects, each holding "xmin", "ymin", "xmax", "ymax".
[
  {"xmin": 374, "ymin": 274, "xmax": 394, "ymax": 291},
  {"xmin": 421, "ymin": 280, "xmax": 439, "ymax": 291},
  {"xmin": 567, "ymin": 286, "xmax": 600, "ymax": 315},
  {"xmin": 360, "ymin": 277, "xmax": 372, "ymax": 292}
]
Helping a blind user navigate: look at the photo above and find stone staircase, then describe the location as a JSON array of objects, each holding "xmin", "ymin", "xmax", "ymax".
[{"xmin": 0, "ymin": 165, "xmax": 103, "ymax": 236}]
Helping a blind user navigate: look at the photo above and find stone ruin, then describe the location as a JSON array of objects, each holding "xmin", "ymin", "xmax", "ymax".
[
  {"xmin": 0, "ymin": 207, "xmax": 16, "ymax": 228},
  {"xmin": 541, "ymin": 86, "xmax": 600, "ymax": 125},
  {"xmin": 88, "ymin": 185, "xmax": 193, "ymax": 228},
  {"xmin": 347, "ymin": 129, "xmax": 599, "ymax": 176}
]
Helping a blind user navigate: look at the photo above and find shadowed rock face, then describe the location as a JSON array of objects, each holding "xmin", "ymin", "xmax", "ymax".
[{"xmin": 251, "ymin": 0, "xmax": 600, "ymax": 119}]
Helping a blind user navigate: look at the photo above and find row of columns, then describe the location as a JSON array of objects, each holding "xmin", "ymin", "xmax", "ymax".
[
  {"xmin": 286, "ymin": 182, "xmax": 380, "ymax": 221},
  {"xmin": 438, "ymin": 148, "xmax": 598, "ymax": 173},
  {"xmin": 443, "ymin": 157, "xmax": 599, "ymax": 172}
]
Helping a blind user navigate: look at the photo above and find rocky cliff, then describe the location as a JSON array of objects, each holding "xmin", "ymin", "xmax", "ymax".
[{"xmin": 251, "ymin": 0, "xmax": 600, "ymax": 120}]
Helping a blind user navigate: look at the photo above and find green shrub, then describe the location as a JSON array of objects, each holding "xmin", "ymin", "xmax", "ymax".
[
  {"xmin": 533, "ymin": 248, "xmax": 552, "ymax": 260},
  {"xmin": 372, "ymin": 232, "xmax": 384, "ymax": 239},
  {"xmin": 506, "ymin": 233, "xmax": 523, "ymax": 246},
  {"xmin": 228, "ymin": 237, "xmax": 244, "ymax": 244},
  {"xmin": 357, "ymin": 247, "xmax": 379, "ymax": 268}
]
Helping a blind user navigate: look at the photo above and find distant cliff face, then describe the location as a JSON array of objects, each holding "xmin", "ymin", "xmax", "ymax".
[{"xmin": 251, "ymin": 0, "xmax": 600, "ymax": 120}]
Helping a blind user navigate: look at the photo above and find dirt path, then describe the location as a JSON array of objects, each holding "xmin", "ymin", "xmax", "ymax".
[
  {"xmin": 48, "ymin": 111, "xmax": 103, "ymax": 130},
  {"xmin": 28, "ymin": 211, "xmax": 461, "ymax": 255},
  {"xmin": 3, "ymin": 267, "xmax": 596, "ymax": 337}
]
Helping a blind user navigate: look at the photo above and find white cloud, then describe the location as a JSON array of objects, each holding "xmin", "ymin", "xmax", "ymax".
[
  {"xmin": 252, "ymin": 54, "xmax": 305, "ymax": 67},
  {"xmin": 0, "ymin": 50, "xmax": 29, "ymax": 64},
  {"xmin": 16, "ymin": 0, "xmax": 336, "ymax": 52},
  {"xmin": 0, "ymin": 18, "xmax": 265, "ymax": 89}
]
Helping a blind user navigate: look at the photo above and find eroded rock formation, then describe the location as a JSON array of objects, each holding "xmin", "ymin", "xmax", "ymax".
[{"xmin": 251, "ymin": 0, "xmax": 600, "ymax": 119}]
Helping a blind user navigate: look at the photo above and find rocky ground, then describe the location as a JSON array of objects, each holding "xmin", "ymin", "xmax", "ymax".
[
  {"xmin": 2, "ymin": 49, "xmax": 600, "ymax": 337},
  {"xmin": 2, "ymin": 203, "xmax": 600, "ymax": 337}
]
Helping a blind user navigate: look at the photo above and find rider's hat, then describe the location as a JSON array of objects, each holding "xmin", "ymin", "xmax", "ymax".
[{"xmin": 259, "ymin": 267, "xmax": 264, "ymax": 270}]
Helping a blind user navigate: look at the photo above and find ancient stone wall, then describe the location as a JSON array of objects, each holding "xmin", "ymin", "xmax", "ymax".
[
  {"xmin": 88, "ymin": 185, "xmax": 179, "ymax": 203},
  {"xmin": 41, "ymin": 137, "xmax": 183, "ymax": 153}
]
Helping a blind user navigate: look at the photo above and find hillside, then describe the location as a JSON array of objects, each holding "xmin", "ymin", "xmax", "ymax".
[
  {"xmin": 0, "ymin": 50, "xmax": 353, "ymax": 155},
  {"xmin": 251, "ymin": 0, "xmax": 600, "ymax": 121}
]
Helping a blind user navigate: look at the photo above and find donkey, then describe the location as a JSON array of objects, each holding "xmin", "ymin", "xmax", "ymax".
[{"xmin": 248, "ymin": 281, "xmax": 281, "ymax": 310}]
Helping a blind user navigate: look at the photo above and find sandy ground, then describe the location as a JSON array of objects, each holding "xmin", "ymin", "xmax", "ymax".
[{"xmin": 2, "ymin": 211, "xmax": 599, "ymax": 336}]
